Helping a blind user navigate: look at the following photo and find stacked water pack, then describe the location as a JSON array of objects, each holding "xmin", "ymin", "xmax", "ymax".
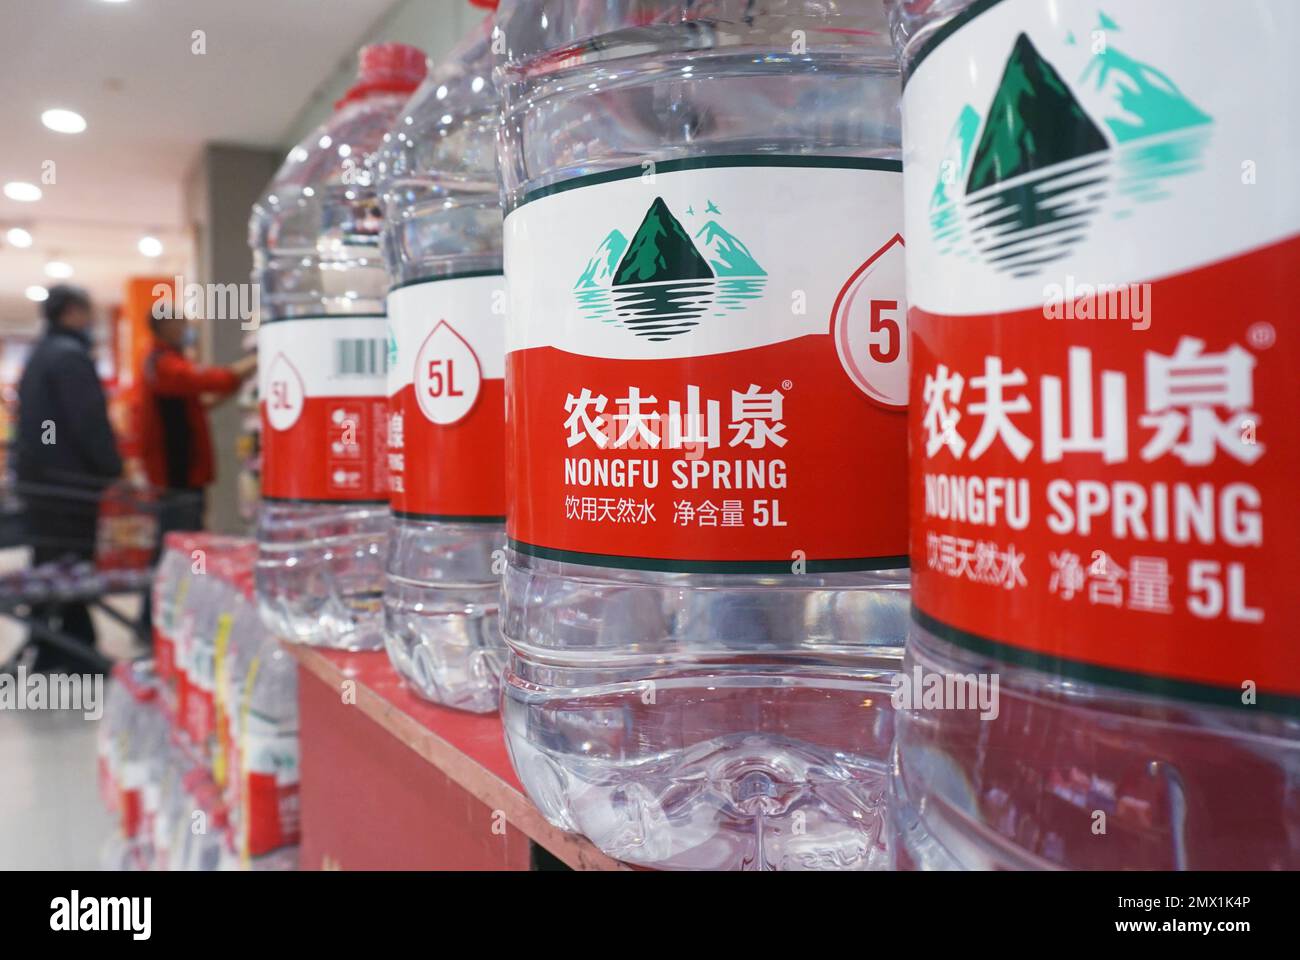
[{"xmin": 99, "ymin": 535, "xmax": 300, "ymax": 870}]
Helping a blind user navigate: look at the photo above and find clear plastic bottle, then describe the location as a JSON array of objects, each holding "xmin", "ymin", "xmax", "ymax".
[
  {"xmin": 375, "ymin": 8, "xmax": 508, "ymax": 712},
  {"xmin": 251, "ymin": 44, "xmax": 428, "ymax": 650},
  {"xmin": 114, "ymin": 667, "xmax": 164, "ymax": 859},
  {"xmin": 149, "ymin": 533, "xmax": 191, "ymax": 698},
  {"xmin": 176, "ymin": 567, "xmax": 220, "ymax": 764},
  {"xmin": 216, "ymin": 574, "xmax": 262, "ymax": 827},
  {"xmin": 890, "ymin": 0, "xmax": 1300, "ymax": 869},
  {"xmin": 150, "ymin": 742, "xmax": 188, "ymax": 871},
  {"xmin": 241, "ymin": 635, "xmax": 301, "ymax": 869},
  {"xmin": 496, "ymin": 0, "xmax": 910, "ymax": 869},
  {"xmin": 97, "ymin": 668, "xmax": 129, "ymax": 813}
]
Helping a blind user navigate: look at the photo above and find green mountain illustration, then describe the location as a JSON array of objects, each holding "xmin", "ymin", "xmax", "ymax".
[
  {"xmin": 965, "ymin": 33, "xmax": 1109, "ymax": 194},
  {"xmin": 931, "ymin": 103, "xmax": 982, "ymax": 210},
  {"xmin": 1079, "ymin": 43, "xmax": 1211, "ymax": 143},
  {"xmin": 612, "ymin": 197, "xmax": 714, "ymax": 286},
  {"xmin": 575, "ymin": 229, "xmax": 628, "ymax": 288},
  {"xmin": 692, "ymin": 220, "xmax": 765, "ymax": 277}
]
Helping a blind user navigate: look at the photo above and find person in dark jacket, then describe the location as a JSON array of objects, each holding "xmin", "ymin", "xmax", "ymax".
[{"xmin": 14, "ymin": 285, "xmax": 123, "ymax": 669}]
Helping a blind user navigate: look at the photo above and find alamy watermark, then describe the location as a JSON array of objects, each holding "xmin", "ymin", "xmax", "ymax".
[
  {"xmin": 151, "ymin": 276, "xmax": 260, "ymax": 330},
  {"xmin": 50, "ymin": 891, "xmax": 150, "ymax": 940},
  {"xmin": 0, "ymin": 667, "xmax": 103, "ymax": 720},
  {"xmin": 1043, "ymin": 275, "xmax": 1152, "ymax": 331},
  {"xmin": 891, "ymin": 665, "xmax": 1000, "ymax": 720}
]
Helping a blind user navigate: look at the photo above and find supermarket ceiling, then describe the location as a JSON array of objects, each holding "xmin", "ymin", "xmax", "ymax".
[{"xmin": 0, "ymin": 0, "xmax": 397, "ymax": 332}]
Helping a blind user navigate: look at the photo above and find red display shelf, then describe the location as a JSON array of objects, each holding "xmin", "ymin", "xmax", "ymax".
[{"xmin": 288, "ymin": 646, "xmax": 626, "ymax": 871}]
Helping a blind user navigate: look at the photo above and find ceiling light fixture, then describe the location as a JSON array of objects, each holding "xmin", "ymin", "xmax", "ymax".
[
  {"xmin": 41, "ymin": 108, "xmax": 87, "ymax": 134},
  {"xmin": 4, "ymin": 182, "xmax": 42, "ymax": 202}
]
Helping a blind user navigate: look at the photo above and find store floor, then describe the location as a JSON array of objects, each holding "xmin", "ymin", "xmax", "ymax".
[{"xmin": 0, "ymin": 548, "xmax": 144, "ymax": 869}]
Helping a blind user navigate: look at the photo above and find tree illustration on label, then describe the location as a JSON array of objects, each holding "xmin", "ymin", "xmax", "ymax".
[
  {"xmin": 965, "ymin": 33, "xmax": 1108, "ymax": 194},
  {"xmin": 415, "ymin": 320, "xmax": 481, "ymax": 425},
  {"xmin": 692, "ymin": 219, "xmax": 766, "ymax": 278},
  {"xmin": 832, "ymin": 234, "xmax": 908, "ymax": 410},
  {"xmin": 265, "ymin": 352, "xmax": 305, "ymax": 431},
  {"xmin": 574, "ymin": 230, "xmax": 628, "ymax": 288},
  {"xmin": 573, "ymin": 195, "xmax": 767, "ymax": 340},
  {"xmin": 613, "ymin": 197, "xmax": 714, "ymax": 285},
  {"xmin": 926, "ymin": 16, "xmax": 1213, "ymax": 276}
]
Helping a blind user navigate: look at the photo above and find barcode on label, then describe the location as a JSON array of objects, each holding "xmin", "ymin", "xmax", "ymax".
[{"xmin": 334, "ymin": 338, "xmax": 386, "ymax": 376}]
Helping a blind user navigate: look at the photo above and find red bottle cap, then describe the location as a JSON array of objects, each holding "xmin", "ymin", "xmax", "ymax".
[{"xmin": 336, "ymin": 43, "xmax": 429, "ymax": 109}]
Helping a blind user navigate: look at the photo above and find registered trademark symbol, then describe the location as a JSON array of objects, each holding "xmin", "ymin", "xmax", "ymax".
[
  {"xmin": 782, "ymin": 379, "xmax": 793, "ymax": 390},
  {"xmin": 1246, "ymin": 321, "xmax": 1276, "ymax": 349}
]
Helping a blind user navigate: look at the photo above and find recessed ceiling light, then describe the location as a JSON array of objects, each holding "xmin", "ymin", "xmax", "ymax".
[
  {"xmin": 41, "ymin": 108, "xmax": 87, "ymax": 134},
  {"xmin": 4, "ymin": 182, "xmax": 42, "ymax": 202},
  {"xmin": 138, "ymin": 236, "xmax": 163, "ymax": 257},
  {"xmin": 26, "ymin": 286, "xmax": 49, "ymax": 302},
  {"xmin": 45, "ymin": 261, "xmax": 74, "ymax": 279},
  {"xmin": 5, "ymin": 227, "xmax": 33, "ymax": 248}
]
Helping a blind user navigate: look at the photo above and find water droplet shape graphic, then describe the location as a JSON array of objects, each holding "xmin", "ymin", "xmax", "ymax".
[
  {"xmin": 832, "ymin": 234, "xmax": 909, "ymax": 410},
  {"xmin": 415, "ymin": 320, "xmax": 482, "ymax": 425},
  {"xmin": 264, "ymin": 351, "xmax": 306, "ymax": 431}
]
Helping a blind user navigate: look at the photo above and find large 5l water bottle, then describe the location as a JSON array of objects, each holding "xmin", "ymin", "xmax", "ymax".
[
  {"xmin": 497, "ymin": 0, "xmax": 910, "ymax": 869},
  {"xmin": 251, "ymin": 45, "xmax": 427, "ymax": 649},
  {"xmin": 375, "ymin": 7, "xmax": 508, "ymax": 712},
  {"xmin": 890, "ymin": 0, "xmax": 1299, "ymax": 868}
]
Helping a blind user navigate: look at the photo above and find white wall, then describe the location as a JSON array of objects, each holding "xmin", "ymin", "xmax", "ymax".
[{"xmin": 279, "ymin": 0, "xmax": 483, "ymax": 149}]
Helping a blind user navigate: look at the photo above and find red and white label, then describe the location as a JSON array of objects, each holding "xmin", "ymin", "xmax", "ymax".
[
  {"xmin": 904, "ymin": 0, "xmax": 1300, "ymax": 708},
  {"xmin": 241, "ymin": 714, "xmax": 300, "ymax": 858},
  {"xmin": 504, "ymin": 160, "xmax": 907, "ymax": 570},
  {"xmin": 258, "ymin": 316, "xmax": 389, "ymax": 502},
  {"xmin": 387, "ymin": 274, "xmax": 506, "ymax": 518}
]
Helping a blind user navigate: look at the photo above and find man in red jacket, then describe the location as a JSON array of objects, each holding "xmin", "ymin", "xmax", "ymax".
[{"xmin": 140, "ymin": 308, "xmax": 255, "ymax": 532}]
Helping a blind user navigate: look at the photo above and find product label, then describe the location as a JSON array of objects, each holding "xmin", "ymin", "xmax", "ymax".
[
  {"xmin": 173, "ymin": 611, "xmax": 194, "ymax": 730},
  {"xmin": 905, "ymin": 0, "xmax": 1300, "ymax": 711},
  {"xmin": 504, "ymin": 158, "xmax": 908, "ymax": 571},
  {"xmin": 259, "ymin": 315, "xmax": 389, "ymax": 502},
  {"xmin": 155, "ymin": 574, "xmax": 188, "ymax": 686},
  {"xmin": 242, "ymin": 711, "xmax": 300, "ymax": 859},
  {"xmin": 118, "ymin": 759, "xmax": 146, "ymax": 839},
  {"xmin": 386, "ymin": 273, "xmax": 507, "ymax": 519},
  {"xmin": 212, "ymin": 612, "xmax": 233, "ymax": 787}
]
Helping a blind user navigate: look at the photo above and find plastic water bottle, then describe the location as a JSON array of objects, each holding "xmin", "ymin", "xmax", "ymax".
[
  {"xmin": 890, "ymin": 0, "xmax": 1299, "ymax": 868},
  {"xmin": 251, "ymin": 44, "xmax": 428, "ymax": 649},
  {"xmin": 150, "ymin": 533, "xmax": 192, "ymax": 703},
  {"xmin": 497, "ymin": 0, "xmax": 910, "ymax": 869},
  {"xmin": 241, "ymin": 634, "xmax": 301, "ymax": 869},
  {"xmin": 375, "ymin": 9, "xmax": 508, "ymax": 711},
  {"xmin": 216, "ymin": 574, "xmax": 261, "ymax": 826}
]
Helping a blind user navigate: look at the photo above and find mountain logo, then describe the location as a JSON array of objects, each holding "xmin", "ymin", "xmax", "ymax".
[
  {"xmin": 574, "ymin": 196, "xmax": 767, "ymax": 341},
  {"xmin": 928, "ymin": 11, "xmax": 1212, "ymax": 276}
]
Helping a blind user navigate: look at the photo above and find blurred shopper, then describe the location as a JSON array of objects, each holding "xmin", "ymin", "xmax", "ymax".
[
  {"xmin": 14, "ymin": 285, "xmax": 123, "ymax": 669},
  {"xmin": 139, "ymin": 307, "xmax": 255, "ymax": 535}
]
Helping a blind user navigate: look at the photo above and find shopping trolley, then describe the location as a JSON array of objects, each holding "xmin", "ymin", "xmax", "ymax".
[{"xmin": 0, "ymin": 477, "xmax": 200, "ymax": 673}]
